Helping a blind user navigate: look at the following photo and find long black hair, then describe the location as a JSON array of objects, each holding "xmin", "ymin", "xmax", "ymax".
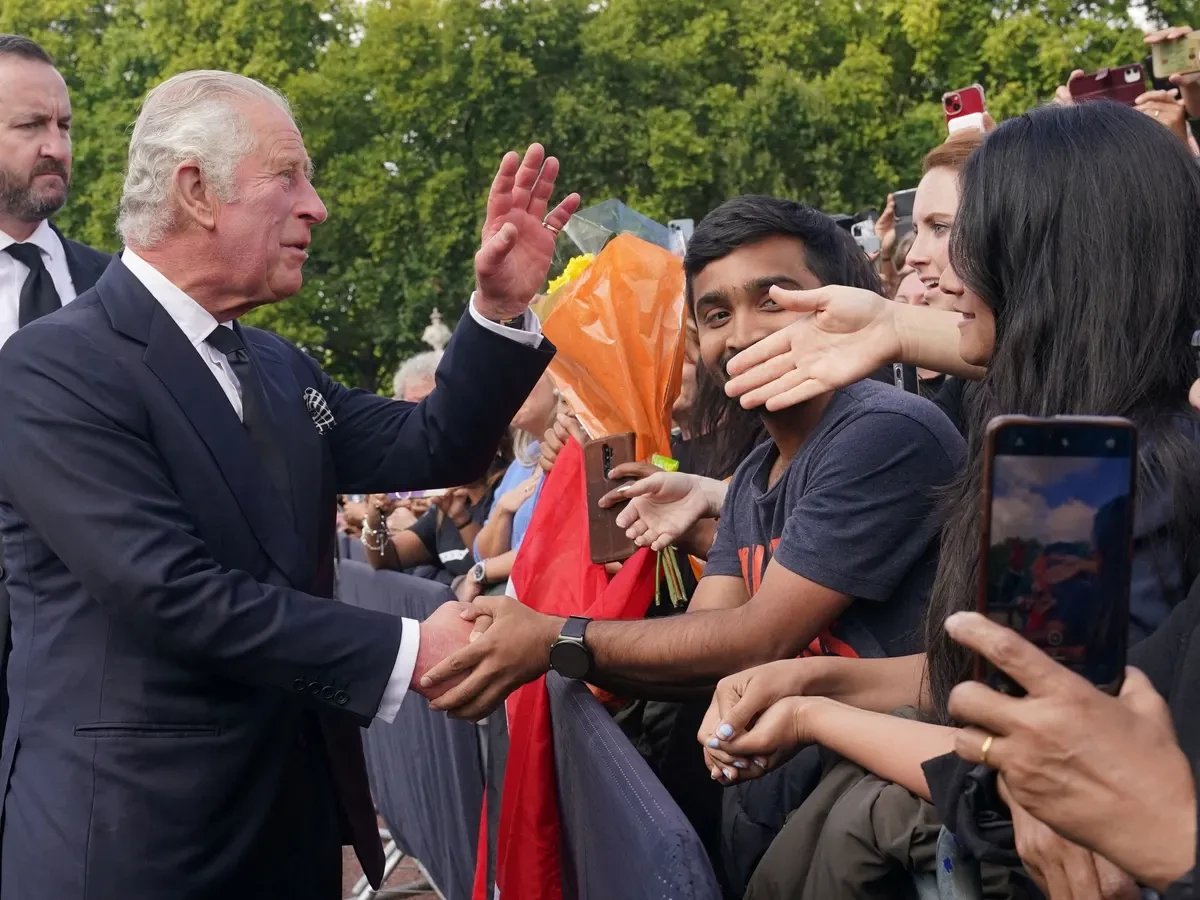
[
  {"xmin": 682, "ymin": 195, "xmax": 882, "ymax": 478},
  {"xmin": 925, "ymin": 102, "xmax": 1200, "ymax": 720}
]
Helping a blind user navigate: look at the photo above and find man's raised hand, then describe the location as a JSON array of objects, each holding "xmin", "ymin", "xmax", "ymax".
[{"xmin": 475, "ymin": 144, "xmax": 581, "ymax": 323}]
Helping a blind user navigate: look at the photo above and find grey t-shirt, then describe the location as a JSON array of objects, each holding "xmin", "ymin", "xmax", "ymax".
[{"xmin": 705, "ymin": 379, "xmax": 965, "ymax": 658}]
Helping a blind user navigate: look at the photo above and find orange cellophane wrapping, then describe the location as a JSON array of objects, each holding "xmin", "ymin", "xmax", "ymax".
[{"xmin": 542, "ymin": 234, "xmax": 686, "ymax": 460}]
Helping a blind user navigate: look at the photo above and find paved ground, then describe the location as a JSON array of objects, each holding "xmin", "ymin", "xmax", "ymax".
[{"xmin": 340, "ymin": 817, "xmax": 440, "ymax": 900}]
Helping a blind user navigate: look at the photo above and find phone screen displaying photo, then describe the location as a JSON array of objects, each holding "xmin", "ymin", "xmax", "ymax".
[{"xmin": 982, "ymin": 420, "xmax": 1136, "ymax": 691}]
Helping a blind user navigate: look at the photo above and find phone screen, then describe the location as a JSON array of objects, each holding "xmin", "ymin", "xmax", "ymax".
[{"xmin": 981, "ymin": 419, "xmax": 1136, "ymax": 692}]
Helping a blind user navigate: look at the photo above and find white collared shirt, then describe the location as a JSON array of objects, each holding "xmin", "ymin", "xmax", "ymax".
[
  {"xmin": 0, "ymin": 219, "xmax": 78, "ymax": 351},
  {"xmin": 119, "ymin": 248, "xmax": 543, "ymax": 722}
]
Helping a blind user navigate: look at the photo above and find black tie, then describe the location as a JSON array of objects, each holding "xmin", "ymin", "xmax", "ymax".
[
  {"xmin": 204, "ymin": 325, "xmax": 293, "ymax": 515},
  {"xmin": 6, "ymin": 242, "xmax": 62, "ymax": 327}
]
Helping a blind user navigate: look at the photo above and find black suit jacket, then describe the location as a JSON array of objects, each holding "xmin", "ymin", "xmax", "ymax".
[
  {"xmin": 55, "ymin": 224, "xmax": 112, "ymax": 292},
  {"xmin": 0, "ymin": 228, "xmax": 109, "ymax": 740},
  {"xmin": 0, "ymin": 259, "xmax": 552, "ymax": 899}
]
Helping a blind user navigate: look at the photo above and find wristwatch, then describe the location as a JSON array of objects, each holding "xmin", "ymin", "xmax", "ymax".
[
  {"xmin": 470, "ymin": 561, "xmax": 488, "ymax": 585},
  {"xmin": 549, "ymin": 616, "xmax": 593, "ymax": 680},
  {"xmin": 498, "ymin": 314, "xmax": 525, "ymax": 329}
]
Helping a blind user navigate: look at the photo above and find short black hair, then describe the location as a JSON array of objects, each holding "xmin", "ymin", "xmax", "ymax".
[
  {"xmin": 0, "ymin": 35, "xmax": 53, "ymax": 65},
  {"xmin": 683, "ymin": 195, "xmax": 881, "ymax": 302}
]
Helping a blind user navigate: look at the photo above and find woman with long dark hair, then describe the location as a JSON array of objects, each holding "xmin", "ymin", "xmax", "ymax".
[{"xmin": 698, "ymin": 101, "xmax": 1200, "ymax": 896}]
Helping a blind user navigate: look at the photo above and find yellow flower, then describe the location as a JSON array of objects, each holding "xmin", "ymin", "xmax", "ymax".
[{"xmin": 547, "ymin": 253, "xmax": 595, "ymax": 293}]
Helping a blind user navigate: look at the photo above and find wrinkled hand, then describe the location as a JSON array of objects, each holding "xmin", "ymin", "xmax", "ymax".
[
  {"xmin": 1003, "ymin": 783, "xmax": 1139, "ymax": 900},
  {"xmin": 599, "ymin": 469, "xmax": 719, "ymax": 552},
  {"xmin": 946, "ymin": 612, "xmax": 1196, "ymax": 891},
  {"xmin": 700, "ymin": 695, "xmax": 824, "ymax": 785},
  {"xmin": 496, "ymin": 473, "xmax": 540, "ymax": 515},
  {"xmin": 1146, "ymin": 26, "xmax": 1200, "ymax": 117},
  {"xmin": 475, "ymin": 144, "xmax": 582, "ymax": 322},
  {"xmin": 411, "ymin": 601, "xmax": 478, "ymax": 702},
  {"xmin": 1053, "ymin": 69, "xmax": 1086, "ymax": 105},
  {"xmin": 420, "ymin": 595, "xmax": 563, "ymax": 721},
  {"xmin": 724, "ymin": 284, "xmax": 897, "ymax": 411},
  {"xmin": 1135, "ymin": 88, "xmax": 1190, "ymax": 145},
  {"xmin": 539, "ymin": 410, "xmax": 590, "ymax": 474}
]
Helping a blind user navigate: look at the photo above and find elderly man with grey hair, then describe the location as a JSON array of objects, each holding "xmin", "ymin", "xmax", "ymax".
[
  {"xmin": 0, "ymin": 69, "xmax": 578, "ymax": 899},
  {"xmin": 393, "ymin": 348, "xmax": 443, "ymax": 401}
]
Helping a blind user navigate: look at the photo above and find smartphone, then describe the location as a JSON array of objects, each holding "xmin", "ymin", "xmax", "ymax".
[
  {"xmin": 1151, "ymin": 32, "xmax": 1200, "ymax": 79},
  {"xmin": 388, "ymin": 489, "xmax": 448, "ymax": 501},
  {"xmin": 943, "ymin": 85, "xmax": 986, "ymax": 134},
  {"xmin": 583, "ymin": 432, "xmax": 639, "ymax": 565},
  {"xmin": 851, "ymin": 219, "xmax": 881, "ymax": 255},
  {"xmin": 892, "ymin": 188, "xmax": 917, "ymax": 242},
  {"xmin": 1067, "ymin": 64, "xmax": 1147, "ymax": 106},
  {"xmin": 976, "ymin": 416, "xmax": 1137, "ymax": 696}
]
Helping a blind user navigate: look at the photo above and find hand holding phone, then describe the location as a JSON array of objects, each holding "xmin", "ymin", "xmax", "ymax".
[
  {"xmin": 584, "ymin": 433, "xmax": 639, "ymax": 564},
  {"xmin": 976, "ymin": 416, "xmax": 1137, "ymax": 696},
  {"xmin": 944, "ymin": 85, "xmax": 987, "ymax": 134},
  {"xmin": 1067, "ymin": 64, "xmax": 1147, "ymax": 106},
  {"xmin": 1150, "ymin": 30, "xmax": 1200, "ymax": 79}
]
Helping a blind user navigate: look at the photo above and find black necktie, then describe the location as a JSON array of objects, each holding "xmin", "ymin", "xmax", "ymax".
[
  {"xmin": 204, "ymin": 325, "xmax": 293, "ymax": 515},
  {"xmin": 6, "ymin": 242, "xmax": 62, "ymax": 327}
]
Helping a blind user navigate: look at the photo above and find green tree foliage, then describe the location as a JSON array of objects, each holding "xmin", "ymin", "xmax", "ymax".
[{"xmin": 3, "ymin": 0, "xmax": 1194, "ymax": 387}]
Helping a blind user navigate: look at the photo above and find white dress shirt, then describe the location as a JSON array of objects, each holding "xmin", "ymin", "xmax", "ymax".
[
  {"xmin": 120, "ymin": 249, "xmax": 543, "ymax": 721},
  {"xmin": 0, "ymin": 219, "xmax": 78, "ymax": 351}
]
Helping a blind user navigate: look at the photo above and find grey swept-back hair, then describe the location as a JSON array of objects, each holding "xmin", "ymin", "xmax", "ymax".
[
  {"xmin": 117, "ymin": 70, "xmax": 291, "ymax": 248},
  {"xmin": 392, "ymin": 351, "xmax": 444, "ymax": 399}
]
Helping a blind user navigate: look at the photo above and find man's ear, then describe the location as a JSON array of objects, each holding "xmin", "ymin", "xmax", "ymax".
[{"xmin": 173, "ymin": 161, "xmax": 219, "ymax": 231}]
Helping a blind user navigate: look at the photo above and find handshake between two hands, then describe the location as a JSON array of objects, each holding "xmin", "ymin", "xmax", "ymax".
[{"xmin": 408, "ymin": 595, "xmax": 564, "ymax": 721}]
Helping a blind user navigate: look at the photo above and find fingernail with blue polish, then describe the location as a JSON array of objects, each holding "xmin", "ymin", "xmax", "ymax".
[
  {"xmin": 753, "ymin": 757, "xmax": 768, "ymax": 769},
  {"xmin": 717, "ymin": 723, "xmax": 733, "ymax": 740},
  {"xmin": 706, "ymin": 737, "xmax": 720, "ymax": 749},
  {"xmin": 722, "ymin": 768, "xmax": 733, "ymax": 779},
  {"xmin": 732, "ymin": 761, "xmax": 747, "ymax": 770}
]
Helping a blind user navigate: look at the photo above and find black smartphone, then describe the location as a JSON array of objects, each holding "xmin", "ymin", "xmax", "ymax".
[
  {"xmin": 893, "ymin": 187, "xmax": 917, "ymax": 242},
  {"xmin": 975, "ymin": 416, "xmax": 1137, "ymax": 695}
]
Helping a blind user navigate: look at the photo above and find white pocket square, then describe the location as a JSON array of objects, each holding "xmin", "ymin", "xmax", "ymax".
[{"xmin": 304, "ymin": 387, "xmax": 335, "ymax": 435}]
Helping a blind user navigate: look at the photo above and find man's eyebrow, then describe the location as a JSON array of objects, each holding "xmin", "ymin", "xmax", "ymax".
[
  {"xmin": 693, "ymin": 288, "xmax": 730, "ymax": 312},
  {"xmin": 744, "ymin": 275, "xmax": 805, "ymax": 293}
]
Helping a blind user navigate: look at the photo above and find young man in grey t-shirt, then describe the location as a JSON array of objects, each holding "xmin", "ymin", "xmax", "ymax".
[{"xmin": 421, "ymin": 196, "xmax": 964, "ymax": 719}]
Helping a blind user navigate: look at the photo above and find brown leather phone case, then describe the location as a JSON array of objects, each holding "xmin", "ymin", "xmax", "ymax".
[{"xmin": 583, "ymin": 432, "xmax": 638, "ymax": 565}]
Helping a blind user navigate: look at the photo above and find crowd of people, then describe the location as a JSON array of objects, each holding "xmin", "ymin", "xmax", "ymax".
[{"xmin": 3, "ymin": 18, "xmax": 1200, "ymax": 900}]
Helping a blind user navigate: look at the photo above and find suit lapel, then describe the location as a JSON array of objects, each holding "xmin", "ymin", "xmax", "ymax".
[
  {"xmin": 97, "ymin": 263, "xmax": 305, "ymax": 583},
  {"xmin": 53, "ymin": 225, "xmax": 111, "ymax": 294},
  {"xmin": 240, "ymin": 329, "xmax": 320, "ymax": 587}
]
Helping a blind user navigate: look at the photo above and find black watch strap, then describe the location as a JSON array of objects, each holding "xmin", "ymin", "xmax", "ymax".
[{"xmin": 560, "ymin": 615, "xmax": 590, "ymax": 640}]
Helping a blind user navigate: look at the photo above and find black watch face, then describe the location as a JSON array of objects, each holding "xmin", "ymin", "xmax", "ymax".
[{"xmin": 549, "ymin": 641, "xmax": 591, "ymax": 680}]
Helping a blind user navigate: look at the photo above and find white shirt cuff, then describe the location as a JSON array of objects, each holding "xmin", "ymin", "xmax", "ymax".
[
  {"xmin": 375, "ymin": 616, "xmax": 421, "ymax": 724},
  {"xmin": 468, "ymin": 294, "xmax": 543, "ymax": 348}
]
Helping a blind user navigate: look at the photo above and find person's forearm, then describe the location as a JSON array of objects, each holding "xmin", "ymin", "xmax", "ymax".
[
  {"xmin": 893, "ymin": 303, "xmax": 988, "ymax": 380},
  {"xmin": 805, "ymin": 698, "xmax": 957, "ymax": 800},
  {"xmin": 363, "ymin": 511, "xmax": 394, "ymax": 569},
  {"xmin": 589, "ymin": 605, "xmax": 790, "ymax": 687},
  {"xmin": 677, "ymin": 518, "xmax": 718, "ymax": 560},
  {"xmin": 481, "ymin": 550, "xmax": 516, "ymax": 584},
  {"xmin": 797, "ymin": 653, "xmax": 929, "ymax": 713},
  {"xmin": 457, "ymin": 519, "xmax": 482, "ymax": 547},
  {"xmin": 475, "ymin": 511, "xmax": 515, "ymax": 560}
]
